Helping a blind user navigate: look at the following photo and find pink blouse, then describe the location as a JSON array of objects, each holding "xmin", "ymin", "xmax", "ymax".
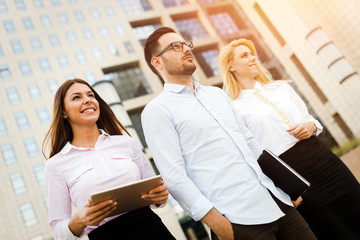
[{"xmin": 45, "ymin": 131, "xmax": 156, "ymax": 239}]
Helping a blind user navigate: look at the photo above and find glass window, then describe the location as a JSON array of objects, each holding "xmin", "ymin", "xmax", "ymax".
[
  {"xmin": 15, "ymin": 0, "xmax": 26, "ymax": 11},
  {"xmin": 56, "ymin": 53, "xmax": 70, "ymax": 68},
  {"xmin": 51, "ymin": 0, "xmax": 60, "ymax": 6},
  {"xmin": 19, "ymin": 60, "xmax": 32, "ymax": 76},
  {"xmin": 3, "ymin": 20, "xmax": 16, "ymax": 33},
  {"xmin": 91, "ymin": 47, "xmax": 103, "ymax": 61},
  {"xmin": 0, "ymin": 45, "xmax": 3, "ymax": 57},
  {"xmin": 74, "ymin": 50, "xmax": 87, "ymax": 64},
  {"xmin": 11, "ymin": 173, "xmax": 27, "ymax": 194},
  {"xmin": 22, "ymin": 18, "xmax": 34, "ymax": 30},
  {"xmin": 117, "ymin": 0, "xmax": 151, "ymax": 15},
  {"xmin": 1, "ymin": 144, "xmax": 17, "ymax": 165},
  {"xmin": 48, "ymin": 34, "xmax": 61, "ymax": 47},
  {"xmin": 40, "ymin": 15, "xmax": 52, "ymax": 28},
  {"xmin": 124, "ymin": 41, "xmax": 134, "ymax": 53},
  {"xmin": 90, "ymin": 8, "xmax": 101, "ymax": 20},
  {"xmin": 66, "ymin": 31, "xmax": 78, "ymax": 44},
  {"xmin": 57, "ymin": 12, "xmax": 69, "ymax": 25},
  {"xmin": 74, "ymin": 10, "xmax": 85, "ymax": 22},
  {"xmin": 47, "ymin": 78, "xmax": 58, "ymax": 95},
  {"xmin": 0, "ymin": 117, "xmax": 7, "ymax": 136},
  {"xmin": 66, "ymin": 74, "xmax": 76, "ymax": 80},
  {"xmin": 199, "ymin": 0, "xmax": 218, "ymax": 2},
  {"xmin": 108, "ymin": 44, "xmax": 120, "ymax": 57},
  {"xmin": 129, "ymin": 109, "xmax": 147, "ymax": 148},
  {"xmin": 33, "ymin": 165, "xmax": 45, "ymax": 186},
  {"xmin": 38, "ymin": 57, "xmax": 52, "ymax": 72},
  {"xmin": 36, "ymin": 106, "xmax": 50, "ymax": 124},
  {"xmin": 30, "ymin": 37, "xmax": 43, "ymax": 51},
  {"xmin": 174, "ymin": 18, "xmax": 207, "ymax": 40},
  {"xmin": 210, "ymin": 12, "xmax": 239, "ymax": 36},
  {"xmin": 98, "ymin": 25, "xmax": 110, "ymax": 39},
  {"xmin": 27, "ymin": 82, "xmax": 41, "ymax": 99},
  {"xmin": 33, "ymin": 0, "xmax": 44, "ymax": 8},
  {"xmin": 24, "ymin": 137, "xmax": 39, "ymax": 158},
  {"xmin": 194, "ymin": 49, "xmax": 220, "ymax": 77},
  {"xmin": 0, "ymin": 65, "xmax": 11, "ymax": 81},
  {"xmin": 105, "ymin": 6, "xmax": 115, "ymax": 18},
  {"xmin": 162, "ymin": 0, "xmax": 187, "ymax": 7},
  {"xmin": 11, "ymin": 40, "xmax": 24, "ymax": 54},
  {"xmin": 0, "ymin": 1, "xmax": 8, "ymax": 13},
  {"xmin": 83, "ymin": 70, "xmax": 96, "ymax": 85},
  {"xmin": 15, "ymin": 112, "xmax": 30, "ymax": 130},
  {"xmin": 30, "ymin": 236, "xmax": 44, "ymax": 240},
  {"xmin": 114, "ymin": 23, "xmax": 125, "ymax": 35},
  {"xmin": 20, "ymin": 203, "xmax": 38, "ymax": 227},
  {"xmin": 82, "ymin": 28, "xmax": 94, "ymax": 41},
  {"xmin": 104, "ymin": 66, "xmax": 152, "ymax": 100},
  {"xmin": 132, "ymin": 24, "xmax": 160, "ymax": 46},
  {"xmin": 6, "ymin": 87, "xmax": 21, "ymax": 105}
]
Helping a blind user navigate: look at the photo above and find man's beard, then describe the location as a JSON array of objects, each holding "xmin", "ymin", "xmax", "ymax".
[{"xmin": 163, "ymin": 57, "xmax": 196, "ymax": 76}]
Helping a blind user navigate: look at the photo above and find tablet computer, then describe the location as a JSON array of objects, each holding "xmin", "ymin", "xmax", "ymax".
[{"xmin": 90, "ymin": 175, "xmax": 162, "ymax": 217}]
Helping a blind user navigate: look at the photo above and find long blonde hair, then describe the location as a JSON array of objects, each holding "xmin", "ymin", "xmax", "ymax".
[{"xmin": 218, "ymin": 39, "xmax": 272, "ymax": 100}]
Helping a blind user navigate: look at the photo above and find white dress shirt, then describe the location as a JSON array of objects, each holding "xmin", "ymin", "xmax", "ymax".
[
  {"xmin": 45, "ymin": 131, "xmax": 156, "ymax": 240},
  {"xmin": 232, "ymin": 81, "xmax": 323, "ymax": 156},
  {"xmin": 141, "ymin": 81, "xmax": 293, "ymax": 225}
]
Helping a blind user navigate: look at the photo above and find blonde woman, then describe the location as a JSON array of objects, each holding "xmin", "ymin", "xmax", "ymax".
[{"xmin": 218, "ymin": 39, "xmax": 360, "ymax": 240}]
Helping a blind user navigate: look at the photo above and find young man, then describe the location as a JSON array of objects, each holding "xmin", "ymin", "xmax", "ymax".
[{"xmin": 141, "ymin": 27, "xmax": 316, "ymax": 240}]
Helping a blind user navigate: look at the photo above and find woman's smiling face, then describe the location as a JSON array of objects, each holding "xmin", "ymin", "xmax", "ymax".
[{"xmin": 63, "ymin": 82, "xmax": 100, "ymax": 129}]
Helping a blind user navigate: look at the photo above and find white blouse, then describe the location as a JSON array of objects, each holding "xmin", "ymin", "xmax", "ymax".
[{"xmin": 232, "ymin": 81, "xmax": 323, "ymax": 156}]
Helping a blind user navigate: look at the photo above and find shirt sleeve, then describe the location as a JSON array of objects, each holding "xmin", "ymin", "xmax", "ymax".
[
  {"xmin": 284, "ymin": 83, "xmax": 323, "ymax": 136},
  {"xmin": 45, "ymin": 160, "xmax": 80, "ymax": 240},
  {"xmin": 128, "ymin": 137, "xmax": 166, "ymax": 209},
  {"xmin": 141, "ymin": 103, "xmax": 213, "ymax": 221},
  {"xmin": 129, "ymin": 137, "xmax": 155, "ymax": 179}
]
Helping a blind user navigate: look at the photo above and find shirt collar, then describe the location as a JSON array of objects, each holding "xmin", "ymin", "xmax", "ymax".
[
  {"xmin": 60, "ymin": 129, "xmax": 109, "ymax": 154},
  {"xmin": 164, "ymin": 81, "xmax": 200, "ymax": 94},
  {"xmin": 239, "ymin": 81, "xmax": 262, "ymax": 98}
]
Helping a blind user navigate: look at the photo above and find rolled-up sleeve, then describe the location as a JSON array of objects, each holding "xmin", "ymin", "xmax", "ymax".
[{"xmin": 286, "ymin": 83, "xmax": 323, "ymax": 136}]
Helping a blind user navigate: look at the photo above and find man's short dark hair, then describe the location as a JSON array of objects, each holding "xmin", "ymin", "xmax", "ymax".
[{"xmin": 144, "ymin": 27, "xmax": 176, "ymax": 77}]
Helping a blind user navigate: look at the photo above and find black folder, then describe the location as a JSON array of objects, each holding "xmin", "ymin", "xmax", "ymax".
[{"xmin": 257, "ymin": 149, "xmax": 310, "ymax": 200}]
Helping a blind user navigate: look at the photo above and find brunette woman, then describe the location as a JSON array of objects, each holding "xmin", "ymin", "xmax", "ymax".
[{"xmin": 43, "ymin": 78, "xmax": 175, "ymax": 240}]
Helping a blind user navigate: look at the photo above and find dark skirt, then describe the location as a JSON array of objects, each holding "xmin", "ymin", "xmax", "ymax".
[
  {"xmin": 279, "ymin": 136, "xmax": 360, "ymax": 240},
  {"xmin": 88, "ymin": 207, "xmax": 176, "ymax": 240}
]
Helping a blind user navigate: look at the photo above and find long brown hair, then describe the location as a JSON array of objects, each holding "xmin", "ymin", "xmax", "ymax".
[
  {"xmin": 218, "ymin": 38, "xmax": 272, "ymax": 100},
  {"xmin": 42, "ymin": 78, "xmax": 130, "ymax": 159}
]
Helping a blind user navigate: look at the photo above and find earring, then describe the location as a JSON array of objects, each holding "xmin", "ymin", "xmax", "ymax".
[{"xmin": 63, "ymin": 115, "xmax": 68, "ymax": 119}]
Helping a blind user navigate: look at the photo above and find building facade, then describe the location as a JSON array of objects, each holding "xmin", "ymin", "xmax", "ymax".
[{"xmin": 0, "ymin": 0, "xmax": 359, "ymax": 239}]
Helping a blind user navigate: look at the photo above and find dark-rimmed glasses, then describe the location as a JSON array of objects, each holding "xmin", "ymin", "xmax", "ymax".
[{"xmin": 155, "ymin": 41, "xmax": 194, "ymax": 57}]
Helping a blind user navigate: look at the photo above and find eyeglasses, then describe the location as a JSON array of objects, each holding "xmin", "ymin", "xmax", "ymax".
[{"xmin": 155, "ymin": 41, "xmax": 194, "ymax": 57}]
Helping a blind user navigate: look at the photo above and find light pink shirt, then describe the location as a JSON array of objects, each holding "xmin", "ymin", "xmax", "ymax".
[{"xmin": 45, "ymin": 130, "xmax": 156, "ymax": 240}]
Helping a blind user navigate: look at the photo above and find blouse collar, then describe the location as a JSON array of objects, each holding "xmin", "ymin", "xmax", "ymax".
[{"xmin": 60, "ymin": 129, "xmax": 109, "ymax": 154}]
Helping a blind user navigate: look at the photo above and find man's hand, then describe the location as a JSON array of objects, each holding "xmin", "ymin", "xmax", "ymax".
[
  {"xmin": 287, "ymin": 121, "xmax": 316, "ymax": 140},
  {"xmin": 202, "ymin": 208, "xmax": 233, "ymax": 240}
]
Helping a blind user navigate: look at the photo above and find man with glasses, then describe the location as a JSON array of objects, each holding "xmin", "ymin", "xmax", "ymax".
[{"xmin": 141, "ymin": 27, "xmax": 316, "ymax": 240}]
